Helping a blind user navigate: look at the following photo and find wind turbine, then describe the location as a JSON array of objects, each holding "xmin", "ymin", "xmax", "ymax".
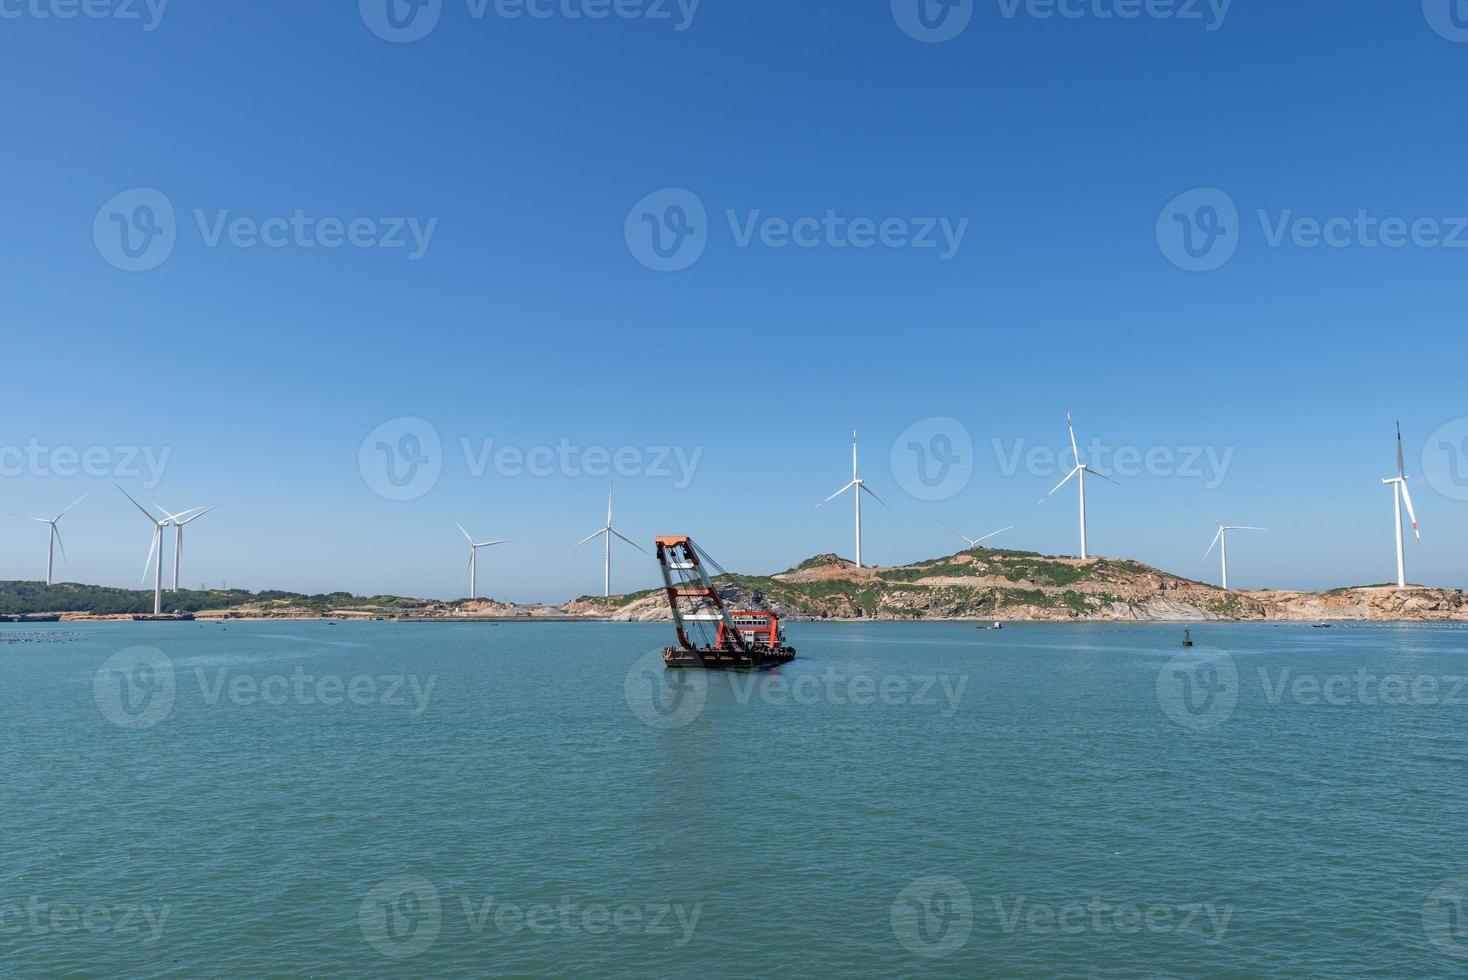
[
  {"xmin": 1383, "ymin": 421, "xmax": 1421, "ymax": 589},
  {"xmin": 1203, "ymin": 515, "xmax": 1266, "ymax": 591},
  {"xmin": 818, "ymin": 429, "xmax": 890, "ymax": 568},
  {"xmin": 12, "ymin": 494, "xmax": 86, "ymax": 586},
  {"xmin": 156, "ymin": 504, "xmax": 216, "ymax": 592},
  {"xmin": 572, "ymin": 488, "xmax": 648, "ymax": 597},
  {"xmin": 1041, "ymin": 411, "xmax": 1115, "ymax": 560},
  {"xmin": 940, "ymin": 522, "xmax": 1013, "ymax": 551},
  {"xmin": 455, "ymin": 519, "xmax": 511, "ymax": 600},
  {"xmin": 116, "ymin": 485, "xmax": 186, "ymax": 615}
]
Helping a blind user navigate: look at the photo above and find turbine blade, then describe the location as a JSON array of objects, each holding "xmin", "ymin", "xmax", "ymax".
[
  {"xmin": 178, "ymin": 506, "xmax": 217, "ymax": 526},
  {"xmin": 819, "ymin": 481, "xmax": 858, "ymax": 506},
  {"xmin": 52, "ymin": 525, "xmax": 67, "ymax": 563},
  {"xmin": 852, "ymin": 429, "xmax": 859, "ymax": 481},
  {"xmin": 1397, "ymin": 420, "xmax": 1406, "ymax": 479},
  {"xmin": 1042, "ymin": 467, "xmax": 1080, "ymax": 500},
  {"xmin": 611, "ymin": 529, "xmax": 650, "ymax": 555},
  {"xmin": 1086, "ymin": 468, "xmax": 1119, "ymax": 486},
  {"xmin": 1229, "ymin": 526, "xmax": 1268, "ymax": 533},
  {"xmin": 1066, "ymin": 410, "xmax": 1080, "ymax": 464},
  {"xmin": 461, "ymin": 552, "xmax": 473, "ymax": 592},
  {"xmin": 1204, "ymin": 527, "xmax": 1223, "ymax": 560},
  {"xmin": 454, "ymin": 518, "xmax": 474, "ymax": 544},
  {"xmin": 1400, "ymin": 482, "xmax": 1421, "ymax": 543},
  {"xmin": 860, "ymin": 483, "xmax": 892, "ymax": 512},
  {"xmin": 975, "ymin": 526, "xmax": 1014, "ymax": 544},
  {"xmin": 141, "ymin": 524, "xmax": 160, "ymax": 583},
  {"xmin": 473, "ymin": 540, "xmax": 512, "ymax": 549},
  {"xmin": 572, "ymin": 528, "xmax": 607, "ymax": 549},
  {"xmin": 607, "ymin": 488, "xmax": 614, "ymax": 527},
  {"xmin": 55, "ymin": 493, "xmax": 87, "ymax": 522},
  {"xmin": 116, "ymin": 484, "xmax": 158, "ymax": 524}
]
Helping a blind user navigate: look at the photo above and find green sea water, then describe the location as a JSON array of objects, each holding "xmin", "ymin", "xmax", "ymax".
[{"xmin": 2, "ymin": 619, "xmax": 1467, "ymax": 977}]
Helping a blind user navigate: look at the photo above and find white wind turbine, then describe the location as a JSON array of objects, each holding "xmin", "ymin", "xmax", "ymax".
[
  {"xmin": 156, "ymin": 504, "xmax": 216, "ymax": 592},
  {"xmin": 572, "ymin": 488, "xmax": 648, "ymax": 597},
  {"xmin": 1041, "ymin": 411, "xmax": 1115, "ymax": 560},
  {"xmin": 1203, "ymin": 514, "xmax": 1266, "ymax": 591},
  {"xmin": 940, "ymin": 522, "xmax": 1014, "ymax": 551},
  {"xmin": 455, "ymin": 519, "xmax": 511, "ymax": 600},
  {"xmin": 117, "ymin": 485, "xmax": 196, "ymax": 615},
  {"xmin": 1383, "ymin": 420, "xmax": 1421, "ymax": 589},
  {"xmin": 13, "ymin": 494, "xmax": 87, "ymax": 586},
  {"xmin": 818, "ymin": 429, "xmax": 890, "ymax": 568}
]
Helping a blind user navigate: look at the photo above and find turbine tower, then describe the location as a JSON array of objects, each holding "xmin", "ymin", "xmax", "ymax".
[
  {"xmin": 818, "ymin": 429, "xmax": 890, "ymax": 568},
  {"xmin": 1382, "ymin": 421, "xmax": 1421, "ymax": 589},
  {"xmin": 940, "ymin": 522, "xmax": 1013, "ymax": 551},
  {"xmin": 13, "ymin": 494, "xmax": 86, "ymax": 586},
  {"xmin": 1204, "ymin": 515, "xmax": 1266, "ymax": 591},
  {"xmin": 572, "ymin": 488, "xmax": 648, "ymax": 597},
  {"xmin": 1042, "ymin": 411, "xmax": 1115, "ymax": 560},
  {"xmin": 455, "ymin": 519, "xmax": 510, "ymax": 600},
  {"xmin": 157, "ymin": 504, "xmax": 216, "ymax": 592},
  {"xmin": 117, "ymin": 485, "xmax": 194, "ymax": 615}
]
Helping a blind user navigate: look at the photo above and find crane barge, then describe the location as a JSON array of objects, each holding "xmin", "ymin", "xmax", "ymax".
[{"xmin": 655, "ymin": 535, "xmax": 796, "ymax": 670}]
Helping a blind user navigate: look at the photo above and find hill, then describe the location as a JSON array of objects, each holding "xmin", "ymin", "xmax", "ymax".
[{"xmin": 560, "ymin": 548, "xmax": 1468, "ymax": 623}]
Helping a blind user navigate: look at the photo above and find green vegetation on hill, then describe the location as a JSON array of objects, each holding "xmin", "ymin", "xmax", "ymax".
[{"xmin": 0, "ymin": 582, "xmax": 429, "ymax": 617}]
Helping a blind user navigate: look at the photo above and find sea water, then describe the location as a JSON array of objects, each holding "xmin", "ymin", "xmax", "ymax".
[{"xmin": 2, "ymin": 620, "xmax": 1466, "ymax": 977}]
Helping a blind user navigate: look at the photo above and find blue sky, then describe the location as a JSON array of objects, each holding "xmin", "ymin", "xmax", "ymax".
[{"xmin": 1, "ymin": 0, "xmax": 1465, "ymax": 601}]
